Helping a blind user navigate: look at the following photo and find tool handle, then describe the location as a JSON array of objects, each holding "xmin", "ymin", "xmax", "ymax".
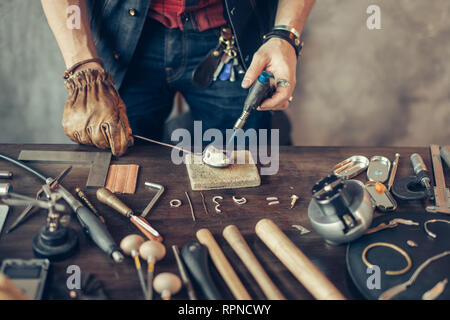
[
  {"xmin": 196, "ymin": 228, "xmax": 251, "ymax": 300},
  {"xmin": 255, "ymin": 219, "xmax": 346, "ymax": 300},
  {"xmin": 130, "ymin": 215, "xmax": 163, "ymax": 242},
  {"xmin": 76, "ymin": 206, "xmax": 123, "ymax": 262},
  {"xmin": 223, "ymin": 225, "xmax": 286, "ymax": 300},
  {"xmin": 181, "ymin": 241, "xmax": 222, "ymax": 300},
  {"xmin": 96, "ymin": 187, "xmax": 133, "ymax": 217},
  {"xmin": 410, "ymin": 153, "xmax": 428, "ymax": 176}
]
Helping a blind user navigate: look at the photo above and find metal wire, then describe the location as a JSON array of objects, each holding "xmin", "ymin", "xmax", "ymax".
[{"xmin": 0, "ymin": 152, "xmax": 47, "ymax": 181}]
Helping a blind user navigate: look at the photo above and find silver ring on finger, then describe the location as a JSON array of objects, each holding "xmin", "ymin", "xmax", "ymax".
[{"xmin": 277, "ymin": 79, "xmax": 291, "ymax": 88}]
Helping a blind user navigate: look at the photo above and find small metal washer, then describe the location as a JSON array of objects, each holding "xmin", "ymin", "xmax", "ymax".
[{"xmin": 170, "ymin": 199, "xmax": 182, "ymax": 208}]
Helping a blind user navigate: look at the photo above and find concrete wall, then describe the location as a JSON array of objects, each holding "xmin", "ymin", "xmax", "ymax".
[{"xmin": 0, "ymin": 0, "xmax": 449, "ymax": 146}]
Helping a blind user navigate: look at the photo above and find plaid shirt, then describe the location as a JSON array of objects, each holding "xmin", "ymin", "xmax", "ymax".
[{"xmin": 148, "ymin": 0, "xmax": 226, "ymax": 31}]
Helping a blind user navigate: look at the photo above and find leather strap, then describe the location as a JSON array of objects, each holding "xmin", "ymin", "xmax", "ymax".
[
  {"xmin": 62, "ymin": 58, "xmax": 104, "ymax": 80},
  {"xmin": 263, "ymin": 29, "xmax": 302, "ymax": 57}
]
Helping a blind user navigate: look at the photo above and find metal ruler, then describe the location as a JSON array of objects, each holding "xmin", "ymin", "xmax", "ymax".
[
  {"xmin": 0, "ymin": 205, "xmax": 9, "ymax": 234},
  {"xmin": 18, "ymin": 150, "xmax": 111, "ymax": 188},
  {"xmin": 426, "ymin": 145, "xmax": 450, "ymax": 214}
]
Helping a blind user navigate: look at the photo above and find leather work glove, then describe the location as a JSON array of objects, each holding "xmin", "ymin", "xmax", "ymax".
[{"xmin": 63, "ymin": 68, "xmax": 133, "ymax": 157}]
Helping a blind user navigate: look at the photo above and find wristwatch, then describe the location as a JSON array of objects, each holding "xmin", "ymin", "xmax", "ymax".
[{"xmin": 263, "ymin": 25, "xmax": 303, "ymax": 57}]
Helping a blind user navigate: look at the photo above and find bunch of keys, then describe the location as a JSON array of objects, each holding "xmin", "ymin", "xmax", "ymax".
[{"xmin": 213, "ymin": 27, "xmax": 245, "ymax": 82}]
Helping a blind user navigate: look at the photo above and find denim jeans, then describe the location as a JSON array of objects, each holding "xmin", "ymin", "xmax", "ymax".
[{"xmin": 119, "ymin": 18, "xmax": 272, "ymax": 143}]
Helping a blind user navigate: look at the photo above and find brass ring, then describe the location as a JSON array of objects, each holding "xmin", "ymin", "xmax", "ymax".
[{"xmin": 362, "ymin": 242, "xmax": 412, "ymax": 276}]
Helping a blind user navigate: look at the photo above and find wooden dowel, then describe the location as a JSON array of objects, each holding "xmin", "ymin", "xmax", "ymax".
[
  {"xmin": 255, "ymin": 219, "xmax": 346, "ymax": 300},
  {"xmin": 223, "ymin": 225, "xmax": 286, "ymax": 300},
  {"xmin": 196, "ymin": 228, "xmax": 251, "ymax": 300}
]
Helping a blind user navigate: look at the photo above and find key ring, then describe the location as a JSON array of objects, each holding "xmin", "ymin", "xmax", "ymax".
[{"xmin": 362, "ymin": 242, "xmax": 412, "ymax": 276}]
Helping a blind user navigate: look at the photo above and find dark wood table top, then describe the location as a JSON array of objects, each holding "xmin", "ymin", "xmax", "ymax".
[{"xmin": 0, "ymin": 144, "xmax": 445, "ymax": 300}]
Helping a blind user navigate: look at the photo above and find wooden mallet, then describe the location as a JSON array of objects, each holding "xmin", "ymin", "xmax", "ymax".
[
  {"xmin": 120, "ymin": 234, "xmax": 147, "ymax": 299},
  {"xmin": 255, "ymin": 219, "xmax": 346, "ymax": 300},
  {"xmin": 223, "ymin": 225, "xmax": 286, "ymax": 300},
  {"xmin": 196, "ymin": 228, "xmax": 251, "ymax": 300},
  {"xmin": 139, "ymin": 240, "xmax": 166, "ymax": 300},
  {"xmin": 153, "ymin": 272, "xmax": 182, "ymax": 300}
]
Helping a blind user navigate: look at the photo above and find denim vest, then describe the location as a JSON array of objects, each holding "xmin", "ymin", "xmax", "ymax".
[{"xmin": 87, "ymin": 0, "xmax": 277, "ymax": 89}]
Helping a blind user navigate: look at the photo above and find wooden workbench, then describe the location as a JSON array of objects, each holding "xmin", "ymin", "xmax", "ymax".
[{"xmin": 0, "ymin": 144, "xmax": 443, "ymax": 300}]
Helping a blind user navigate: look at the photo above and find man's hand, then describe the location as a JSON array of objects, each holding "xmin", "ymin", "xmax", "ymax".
[
  {"xmin": 241, "ymin": 37, "xmax": 297, "ymax": 111},
  {"xmin": 63, "ymin": 68, "xmax": 134, "ymax": 157}
]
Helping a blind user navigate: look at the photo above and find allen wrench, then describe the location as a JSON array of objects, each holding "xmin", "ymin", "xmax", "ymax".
[{"xmin": 142, "ymin": 182, "xmax": 165, "ymax": 218}]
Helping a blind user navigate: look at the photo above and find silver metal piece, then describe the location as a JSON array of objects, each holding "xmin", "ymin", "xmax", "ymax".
[
  {"xmin": 0, "ymin": 205, "xmax": 9, "ymax": 234},
  {"xmin": 185, "ymin": 192, "xmax": 196, "ymax": 221},
  {"xmin": 112, "ymin": 251, "xmax": 124, "ymax": 263},
  {"xmin": 232, "ymin": 196, "xmax": 247, "ymax": 205},
  {"xmin": 141, "ymin": 182, "xmax": 165, "ymax": 218},
  {"xmin": 213, "ymin": 55, "xmax": 231, "ymax": 81},
  {"xmin": 424, "ymin": 219, "xmax": 450, "ymax": 239},
  {"xmin": 212, "ymin": 196, "xmax": 223, "ymax": 213},
  {"xmin": 290, "ymin": 195, "xmax": 299, "ymax": 209},
  {"xmin": 276, "ymin": 79, "xmax": 291, "ymax": 88},
  {"xmin": 0, "ymin": 171, "xmax": 12, "ymax": 179},
  {"xmin": 365, "ymin": 182, "xmax": 397, "ymax": 212},
  {"xmin": 169, "ymin": 199, "xmax": 182, "ymax": 208},
  {"xmin": 266, "ymin": 197, "xmax": 278, "ymax": 201},
  {"xmin": 411, "ymin": 153, "xmax": 428, "ymax": 175},
  {"xmin": 406, "ymin": 240, "xmax": 418, "ymax": 247},
  {"xmin": 268, "ymin": 201, "xmax": 280, "ymax": 205},
  {"xmin": 202, "ymin": 145, "xmax": 231, "ymax": 168},
  {"xmin": 229, "ymin": 64, "xmax": 236, "ymax": 82},
  {"xmin": 288, "ymin": 96, "xmax": 293, "ymax": 102},
  {"xmin": 292, "ymin": 224, "xmax": 310, "ymax": 235},
  {"xmin": 367, "ymin": 156, "xmax": 391, "ymax": 183},
  {"xmin": 200, "ymin": 193, "xmax": 209, "ymax": 215},
  {"xmin": 233, "ymin": 111, "xmax": 251, "ymax": 131},
  {"xmin": 426, "ymin": 145, "xmax": 450, "ymax": 214},
  {"xmin": 308, "ymin": 179, "xmax": 374, "ymax": 245},
  {"xmin": 332, "ymin": 156, "xmax": 370, "ymax": 180},
  {"xmin": 0, "ymin": 183, "xmax": 12, "ymax": 196},
  {"xmin": 1, "ymin": 192, "xmax": 66, "ymax": 212}
]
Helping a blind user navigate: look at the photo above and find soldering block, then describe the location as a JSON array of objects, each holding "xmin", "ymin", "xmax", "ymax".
[{"xmin": 185, "ymin": 150, "xmax": 261, "ymax": 191}]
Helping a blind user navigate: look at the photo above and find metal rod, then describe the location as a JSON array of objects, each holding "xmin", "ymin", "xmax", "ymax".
[
  {"xmin": 172, "ymin": 245, "xmax": 197, "ymax": 300},
  {"xmin": 200, "ymin": 192, "xmax": 209, "ymax": 215},
  {"xmin": 185, "ymin": 192, "xmax": 196, "ymax": 222},
  {"xmin": 141, "ymin": 182, "xmax": 165, "ymax": 218},
  {"xmin": 134, "ymin": 135, "xmax": 192, "ymax": 154},
  {"xmin": 387, "ymin": 153, "xmax": 400, "ymax": 191}
]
